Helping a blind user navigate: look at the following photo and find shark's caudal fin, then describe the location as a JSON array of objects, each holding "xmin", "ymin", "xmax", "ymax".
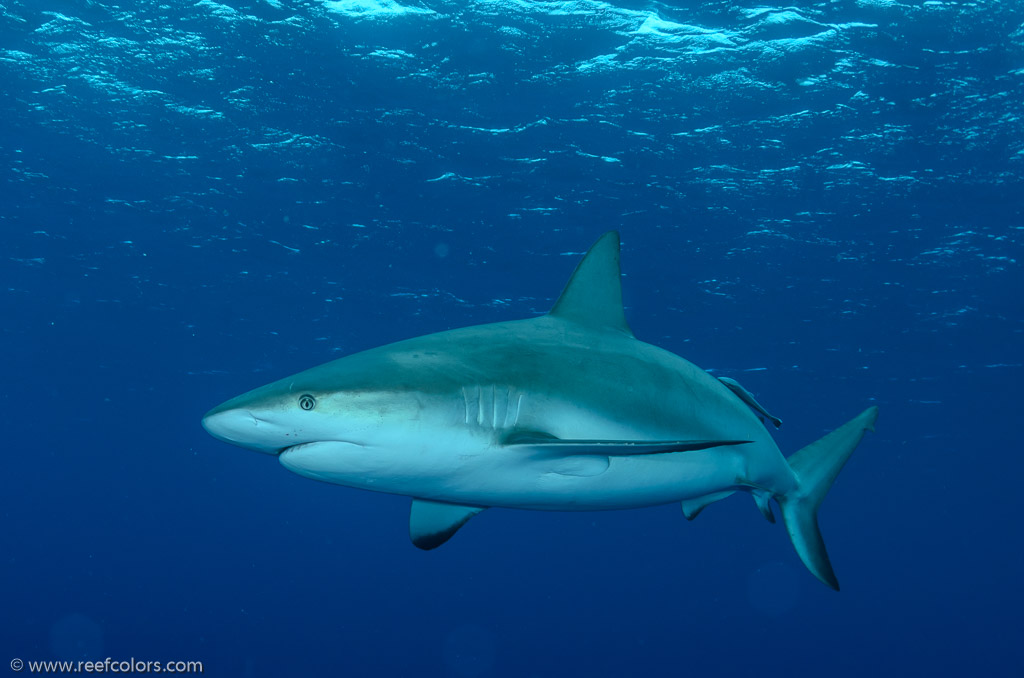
[
  {"xmin": 778, "ymin": 406, "xmax": 879, "ymax": 591},
  {"xmin": 549, "ymin": 231, "xmax": 634, "ymax": 337}
]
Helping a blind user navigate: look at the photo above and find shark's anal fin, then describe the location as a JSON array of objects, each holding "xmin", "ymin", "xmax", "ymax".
[
  {"xmin": 409, "ymin": 499, "xmax": 485, "ymax": 550},
  {"xmin": 503, "ymin": 432, "xmax": 752, "ymax": 456},
  {"xmin": 718, "ymin": 376, "xmax": 783, "ymax": 429},
  {"xmin": 752, "ymin": 489, "xmax": 776, "ymax": 523}
]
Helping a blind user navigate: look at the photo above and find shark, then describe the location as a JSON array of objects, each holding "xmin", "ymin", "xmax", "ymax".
[{"xmin": 202, "ymin": 232, "xmax": 878, "ymax": 590}]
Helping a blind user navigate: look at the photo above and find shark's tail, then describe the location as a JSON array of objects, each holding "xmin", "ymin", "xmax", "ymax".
[{"xmin": 778, "ymin": 406, "xmax": 879, "ymax": 591}]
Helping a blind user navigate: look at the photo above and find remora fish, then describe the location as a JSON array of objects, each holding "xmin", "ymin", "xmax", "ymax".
[{"xmin": 203, "ymin": 232, "xmax": 877, "ymax": 590}]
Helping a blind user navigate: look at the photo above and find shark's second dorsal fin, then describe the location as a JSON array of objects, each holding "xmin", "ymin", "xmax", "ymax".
[{"xmin": 549, "ymin": 231, "xmax": 633, "ymax": 336}]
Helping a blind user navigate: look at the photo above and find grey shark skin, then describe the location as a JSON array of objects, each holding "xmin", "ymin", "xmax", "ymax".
[{"xmin": 203, "ymin": 232, "xmax": 878, "ymax": 590}]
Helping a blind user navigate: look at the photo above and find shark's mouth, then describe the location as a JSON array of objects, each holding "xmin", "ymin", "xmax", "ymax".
[
  {"xmin": 278, "ymin": 441, "xmax": 368, "ymax": 477},
  {"xmin": 280, "ymin": 439, "xmax": 365, "ymax": 451}
]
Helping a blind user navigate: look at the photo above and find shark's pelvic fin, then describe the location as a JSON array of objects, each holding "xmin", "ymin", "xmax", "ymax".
[
  {"xmin": 681, "ymin": 491, "xmax": 735, "ymax": 520},
  {"xmin": 718, "ymin": 376, "xmax": 783, "ymax": 429},
  {"xmin": 549, "ymin": 231, "xmax": 634, "ymax": 336},
  {"xmin": 778, "ymin": 406, "xmax": 879, "ymax": 591},
  {"xmin": 409, "ymin": 499, "xmax": 485, "ymax": 550},
  {"xmin": 503, "ymin": 431, "xmax": 752, "ymax": 456},
  {"xmin": 681, "ymin": 488, "xmax": 775, "ymax": 522}
]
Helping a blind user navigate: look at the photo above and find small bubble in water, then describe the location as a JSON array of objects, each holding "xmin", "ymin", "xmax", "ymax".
[
  {"xmin": 443, "ymin": 624, "xmax": 496, "ymax": 678},
  {"xmin": 50, "ymin": 613, "xmax": 103, "ymax": 661},
  {"xmin": 747, "ymin": 561, "xmax": 800, "ymax": 616}
]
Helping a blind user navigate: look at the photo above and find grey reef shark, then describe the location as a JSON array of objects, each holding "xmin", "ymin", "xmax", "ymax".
[{"xmin": 203, "ymin": 232, "xmax": 878, "ymax": 590}]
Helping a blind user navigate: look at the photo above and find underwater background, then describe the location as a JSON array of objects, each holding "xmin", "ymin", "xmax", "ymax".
[{"xmin": 2, "ymin": 0, "xmax": 1022, "ymax": 676}]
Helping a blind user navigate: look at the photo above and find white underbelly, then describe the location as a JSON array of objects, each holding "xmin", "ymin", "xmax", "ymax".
[
  {"xmin": 280, "ymin": 440, "xmax": 753, "ymax": 511},
  {"xmin": 444, "ymin": 447, "xmax": 750, "ymax": 510}
]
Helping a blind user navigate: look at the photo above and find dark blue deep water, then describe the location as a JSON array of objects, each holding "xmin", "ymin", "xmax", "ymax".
[{"xmin": 3, "ymin": 1, "xmax": 1023, "ymax": 676}]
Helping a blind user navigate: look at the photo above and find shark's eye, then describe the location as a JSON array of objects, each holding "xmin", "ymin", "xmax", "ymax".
[{"xmin": 298, "ymin": 394, "xmax": 317, "ymax": 411}]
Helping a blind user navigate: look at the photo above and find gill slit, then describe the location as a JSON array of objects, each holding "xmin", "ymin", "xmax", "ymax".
[{"xmin": 461, "ymin": 385, "xmax": 522, "ymax": 431}]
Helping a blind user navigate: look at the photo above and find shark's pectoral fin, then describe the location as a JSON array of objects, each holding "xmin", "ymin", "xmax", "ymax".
[
  {"xmin": 718, "ymin": 376, "xmax": 783, "ymax": 428},
  {"xmin": 504, "ymin": 432, "xmax": 751, "ymax": 456},
  {"xmin": 550, "ymin": 455, "xmax": 610, "ymax": 477},
  {"xmin": 409, "ymin": 499, "xmax": 486, "ymax": 550}
]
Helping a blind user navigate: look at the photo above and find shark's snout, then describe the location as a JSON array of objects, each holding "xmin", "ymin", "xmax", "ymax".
[{"xmin": 202, "ymin": 407, "xmax": 281, "ymax": 454}]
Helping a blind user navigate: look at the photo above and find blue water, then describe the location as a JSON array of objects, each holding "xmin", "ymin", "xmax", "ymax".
[{"xmin": 3, "ymin": 0, "xmax": 1022, "ymax": 676}]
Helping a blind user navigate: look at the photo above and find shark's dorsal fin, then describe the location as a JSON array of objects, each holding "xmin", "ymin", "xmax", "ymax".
[
  {"xmin": 718, "ymin": 377, "xmax": 783, "ymax": 429},
  {"xmin": 549, "ymin": 231, "xmax": 634, "ymax": 336}
]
